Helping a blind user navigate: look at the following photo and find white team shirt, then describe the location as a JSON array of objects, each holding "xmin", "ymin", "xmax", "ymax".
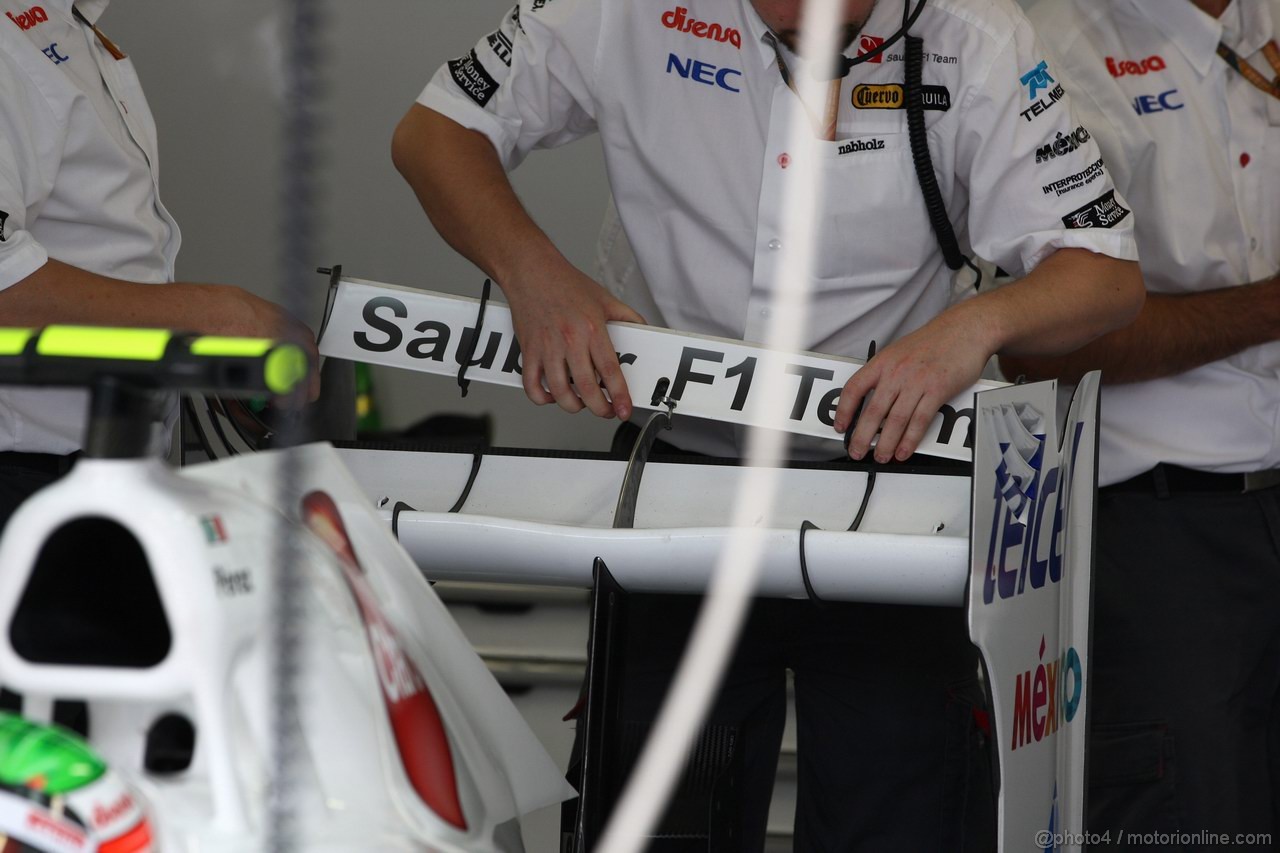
[
  {"xmin": 0, "ymin": 0, "xmax": 180, "ymax": 454},
  {"xmin": 420, "ymin": 0, "xmax": 1138, "ymax": 456},
  {"xmin": 1030, "ymin": 0, "xmax": 1280, "ymax": 486}
]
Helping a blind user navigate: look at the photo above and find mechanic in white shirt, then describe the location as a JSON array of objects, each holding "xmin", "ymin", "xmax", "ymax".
[
  {"xmin": 0, "ymin": 0, "xmax": 315, "ymax": 529},
  {"xmin": 395, "ymin": 0, "xmax": 1144, "ymax": 848},
  {"xmin": 1004, "ymin": 0, "xmax": 1280, "ymax": 845}
]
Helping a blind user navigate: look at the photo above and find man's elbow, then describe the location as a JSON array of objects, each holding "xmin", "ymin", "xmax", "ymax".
[
  {"xmin": 390, "ymin": 106, "xmax": 428, "ymax": 180},
  {"xmin": 391, "ymin": 105, "xmax": 457, "ymax": 180},
  {"xmin": 1105, "ymin": 258, "xmax": 1145, "ymax": 332}
]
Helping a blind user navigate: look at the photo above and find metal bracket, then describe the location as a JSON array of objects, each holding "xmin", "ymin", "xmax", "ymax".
[
  {"xmin": 611, "ymin": 379, "xmax": 677, "ymax": 529},
  {"xmin": 315, "ymin": 264, "xmax": 343, "ymax": 344}
]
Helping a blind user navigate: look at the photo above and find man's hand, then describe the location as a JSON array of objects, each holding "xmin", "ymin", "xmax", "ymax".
[
  {"xmin": 503, "ymin": 264, "xmax": 645, "ymax": 419},
  {"xmin": 833, "ymin": 306, "xmax": 994, "ymax": 462},
  {"xmin": 393, "ymin": 106, "xmax": 646, "ymax": 418},
  {"xmin": 834, "ymin": 248, "xmax": 1143, "ymax": 462},
  {"xmin": 0, "ymin": 261, "xmax": 322, "ymax": 401},
  {"xmin": 222, "ymin": 285, "xmax": 321, "ymax": 401}
]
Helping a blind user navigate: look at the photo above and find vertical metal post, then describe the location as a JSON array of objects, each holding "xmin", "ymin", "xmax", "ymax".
[{"xmin": 268, "ymin": 1, "xmax": 326, "ymax": 850}]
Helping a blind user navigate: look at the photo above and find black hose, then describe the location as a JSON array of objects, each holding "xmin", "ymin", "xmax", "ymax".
[{"xmin": 905, "ymin": 35, "xmax": 963, "ymax": 272}]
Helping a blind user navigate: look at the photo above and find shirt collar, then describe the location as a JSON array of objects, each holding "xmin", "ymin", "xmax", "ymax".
[
  {"xmin": 77, "ymin": 0, "xmax": 109, "ymax": 25},
  {"xmin": 1234, "ymin": 0, "xmax": 1274, "ymax": 59},
  {"xmin": 743, "ymin": 0, "xmax": 783, "ymax": 69},
  {"xmin": 44, "ymin": 0, "xmax": 110, "ymax": 26},
  {"xmin": 744, "ymin": 0, "xmax": 902, "ymax": 74},
  {"xmin": 1128, "ymin": 0, "xmax": 1271, "ymax": 77}
]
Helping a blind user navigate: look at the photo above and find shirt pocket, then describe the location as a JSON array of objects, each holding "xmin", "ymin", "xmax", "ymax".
[{"xmin": 813, "ymin": 130, "xmax": 935, "ymax": 287}]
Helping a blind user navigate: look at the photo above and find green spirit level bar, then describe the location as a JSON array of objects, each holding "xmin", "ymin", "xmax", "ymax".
[
  {"xmin": 0, "ymin": 327, "xmax": 307, "ymax": 396},
  {"xmin": 0, "ymin": 327, "xmax": 308, "ymax": 458}
]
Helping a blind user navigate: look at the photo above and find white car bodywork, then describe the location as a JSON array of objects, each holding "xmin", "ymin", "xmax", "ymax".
[{"xmin": 0, "ymin": 445, "xmax": 571, "ymax": 852}]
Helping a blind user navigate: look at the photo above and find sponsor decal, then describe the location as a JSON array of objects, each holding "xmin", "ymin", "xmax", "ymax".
[
  {"xmin": 666, "ymin": 53, "xmax": 742, "ymax": 93},
  {"xmin": 448, "ymin": 49, "xmax": 499, "ymax": 107},
  {"xmin": 213, "ymin": 567, "xmax": 253, "ymax": 597},
  {"xmin": 1106, "ymin": 54, "xmax": 1166, "ymax": 77},
  {"xmin": 5, "ymin": 5, "xmax": 47, "ymax": 31},
  {"xmin": 351, "ymin": 290, "xmax": 966, "ymax": 435},
  {"xmin": 1020, "ymin": 60, "xmax": 1055, "ymax": 99},
  {"xmin": 0, "ymin": 210, "xmax": 7, "ymax": 242},
  {"xmin": 852, "ymin": 84, "xmax": 902, "ymax": 108},
  {"xmin": 983, "ymin": 421, "xmax": 1082, "ymax": 604},
  {"xmin": 26, "ymin": 810, "xmax": 87, "ymax": 846},
  {"xmin": 883, "ymin": 50, "xmax": 959, "ymax": 65},
  {"xmin": 301, "ymin": 491, "xmax": 468, "ymax": 830},
  {"xmin": 530, "ymin": 0, "xmax": 550, "ymax": 10},
  {"xmin": 42, "ymin": 42, "xmax": 69, "ymax": 64},
  {"xmin": 199, "ymin": 514, "xmax": 227, "ymax": 544},
  {"xmin": 1062, "ymin": 189, "xmax": 1130, "ymax": 229},
  {"xmin": 662, "ymin": 6, "xmax": 741, "ymax": 49},
  {"xmin": 851, "ymin": 83, "xmax": 951, "ymax": 111},
  {"xmin": 486, "ymin": 28, "xmax": 513, "ymax": 67},
  {"xmin": 837, "ymin": 137, "xmax": 886, "ymax": 155},
  {"xmin": 353, "ymin": 295, "xmax": 531, "ymax": 374},
  {"xmin": 510, "ymin": 4, "xmax": 522, "ymax": 33},
  {"xmin": 1041, "ymin": 157, "xmax": 1105, "ymax": 197},
  {"xmin": 323, "ymin": 279, "xmax": 996, "ymax": 459},
  {"xmin": 1010, "ymin": 636, "xmax": 1082, "ymax": 751},
  {"xmin": 1132, "ymin": 89, "xmax": 1184, "ymax": 115},
  {"xmin": 857, "ymin": 36, "xmax": 957, "ymax": 65},
  {"xmin": 857, "ymin": 33, "xmax": 884, "ymax": 63},
  {"xmin": 92, "ymin": 792, "xmax": 134, "ymax": 829},
  {"xmin": 1035, "ymin": 125, "xmax": 1090, "ymax": 163},
  {"xmin": 1020, "ymin": 83, "xmax": 1065, "ymax": 123},
  {"xmin": 920, "ymin": 50, "xmax": 959, "ymax": 65}
]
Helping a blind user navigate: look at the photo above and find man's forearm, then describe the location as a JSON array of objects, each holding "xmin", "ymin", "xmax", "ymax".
[
  {"xmin": 0, "ymin": 259, "xmax": 269, "ymax": 335},
  {"xmin": 1000, "ymin": 274, "xmax": 1280, "ymax": 384},
  {"xmin": 943, "ymin": 248, "xmax": 1145, "ymax": 359},
  {"xmin": 391, "ymin": 104, "xmax": 645, "ymax": 418},
  {"xmin": 391, "ymin": 104, "xmax": 567, "ymax": 295},
  {"xmin": 834, "ymin": 248, "xmax": 1142, "ymax": 462}
]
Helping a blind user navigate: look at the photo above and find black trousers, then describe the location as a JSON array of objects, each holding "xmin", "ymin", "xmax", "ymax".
[
  {"xmin": 618, "ymin": 594, "xmax": 996, "ymax": 852},
  {"xmin": 1087, "ymin": 473, "xmax": 1280, "ymax": 851}
]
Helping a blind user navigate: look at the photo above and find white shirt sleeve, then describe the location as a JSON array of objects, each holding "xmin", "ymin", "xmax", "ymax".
[
  {"xmin": 416, "ymin": 0, "xmax": 602, "ymax": 171},
  {"xmin": 955, "ymin": 16, "xmax": 1139, "ymax": 278},
  {"xmin": 0, "ymin": 50, "xmax": 52, "ymax": 291}
]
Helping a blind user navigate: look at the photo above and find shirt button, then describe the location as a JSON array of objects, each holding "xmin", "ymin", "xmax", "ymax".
[
  {"xmin": 760, "ymin": 308, "xmax": 771, "ymax": 318},
  {"xmin": 1241, "ymin": 152, "xmax": 1251, "ymax": 168},
  {"xmin": 768, "ymin": 239, "xmax": 782, "ymax": 250},
  {"xmin": 778, "ymin": 152, "xmax": 791, "ymax": 169},
  {"xmin": 1251, "ymin": 237, "xmax": 1259, "ymax": 251}
]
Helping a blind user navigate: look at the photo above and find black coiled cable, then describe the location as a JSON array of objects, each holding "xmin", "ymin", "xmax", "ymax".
[{"xmin": 904, "ymin": 34, "xmax": 983, "ymax": 287}]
